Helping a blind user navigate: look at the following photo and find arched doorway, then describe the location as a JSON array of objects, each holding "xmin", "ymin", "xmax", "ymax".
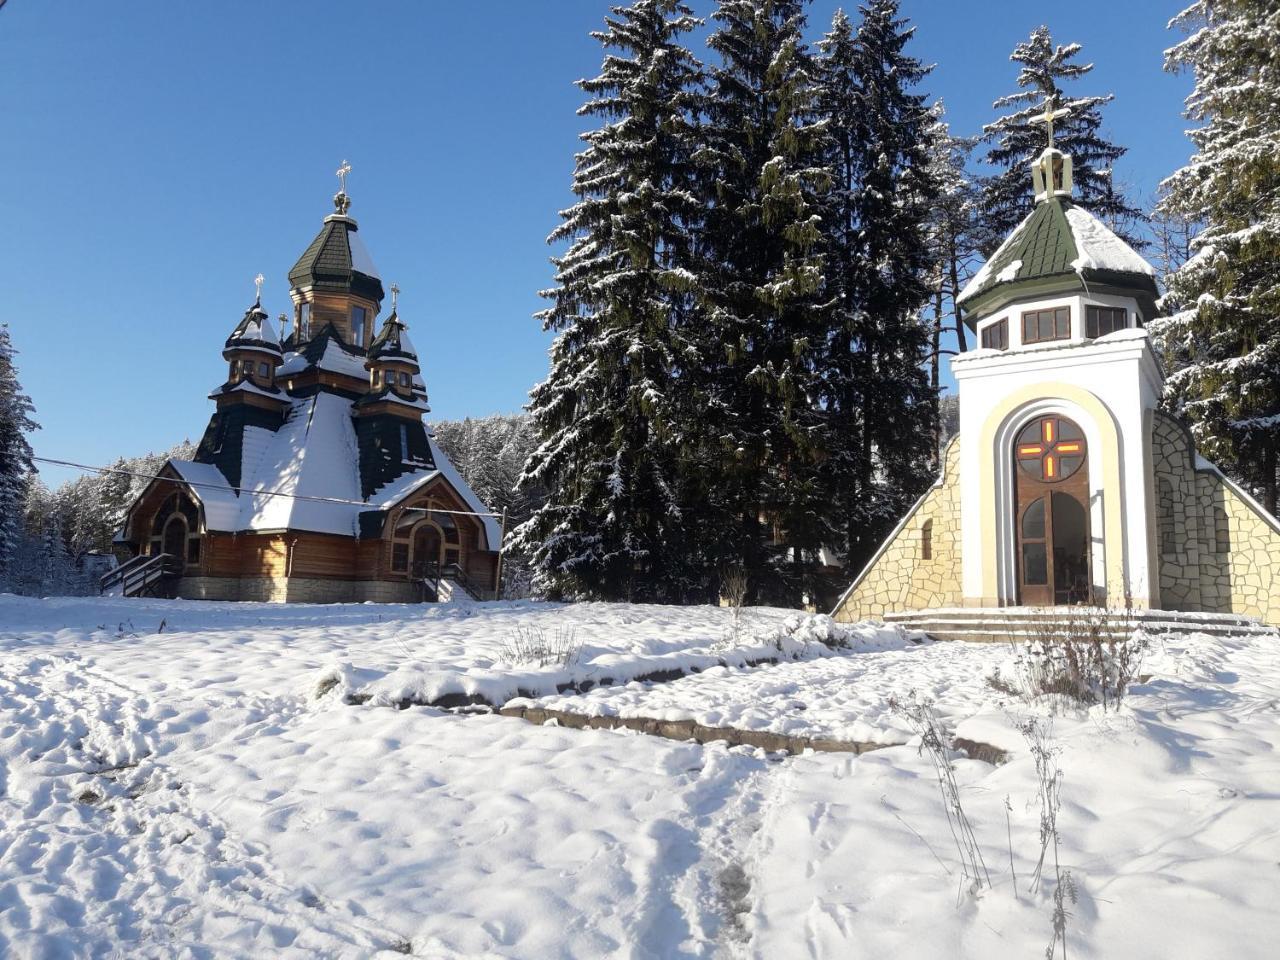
[
  {"xmin": 1014, "ymin": 415, "xmax": 1091, "ymax": 605},
  {"xmin": 162, "ymin": 516, "xmax": 188, "ymax": 572},
  {"xmin": 149, "ymin": 490, "xmax": 201, "ymax": 573},
  {"xmin": 410, "ymin": 523, "xmax": 443, "ymax": 579}
]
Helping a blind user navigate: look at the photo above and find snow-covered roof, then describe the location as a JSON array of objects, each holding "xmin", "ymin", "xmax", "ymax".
[
  {"xmin": 166, "ymin": 392, "xmax": 498, "ymax": 547},
  {"xmin": 277, "ymin": 335, "xmax": 369, "ymax": 381},
  {"xmin": 1063, "ymin": 205, "xmax": 1155, "ymax": 277},
  {"xmin": 958, "ymin": 198, "xmax": 1157, "ymax": 313},
  {"xmin": 169, "ymin": 460, "xmax": 241, "ymax": 531},
  {"xmin": 236, "ymin": 393, "xmax": 364, "ymax": 536},
  {"xmin": 209, "ymin": 379, "xmax": 284, "ymax": 401}
]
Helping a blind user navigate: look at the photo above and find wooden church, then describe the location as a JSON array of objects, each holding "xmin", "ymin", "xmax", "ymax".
[
  {"xmin": 834, "ymin": 109, "xmax": 1280, "ymax": 632},
  {"xmin": 114, "ymin": 171, "xmax": 501, "ymax": 602}
]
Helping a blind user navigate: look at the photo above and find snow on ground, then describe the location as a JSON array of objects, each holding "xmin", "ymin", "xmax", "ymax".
[
  {"xmin": 528, "ymin": 633, "xmax": 1005, "ymax": 745},
  {"xmin": 2, "ymin": 594, "xmax": 1280, "ymax": 958}
]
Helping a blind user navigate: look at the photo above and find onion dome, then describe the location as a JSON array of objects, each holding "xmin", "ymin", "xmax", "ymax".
[{"xmin": 287, "ymin": 172, "xmax": 384, "ymax": 303}]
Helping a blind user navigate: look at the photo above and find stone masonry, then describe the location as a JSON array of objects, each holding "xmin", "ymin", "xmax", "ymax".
[
  {"xmin": 1151, "ymin": 412, "xmax": 1279, "ymax": 625},
  {"xmin": 833, "ymin": 439, "xmax": 963, "ymax": 622}
]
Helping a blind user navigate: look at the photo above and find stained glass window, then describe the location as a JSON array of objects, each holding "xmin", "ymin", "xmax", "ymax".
[{"xmin": 1016, "ymin": 417, "xmax": 1086, "ymax": 482}]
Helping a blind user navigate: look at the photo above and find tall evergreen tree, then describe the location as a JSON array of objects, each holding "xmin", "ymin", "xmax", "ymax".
[
  {"xmin": 1154, "ymin": 0, "xmax": 1280, "ymax": 515},
  {"xmin": 694, "ymin": 0, "xmax": 831, "ymax": 605},
  {"xmin": 0, "ymin": 323, "xmax": 38, "ymax": 585},
  {"xmin": 813, "ymin": 1, "xmax": 939, "ymax": 576},
  {"xmin": 979, "ymin": 26, "xmax": 1144, "ymax": 253},
  {"xmin": 516, "ymin": 0, "xmax": 704, "ymax": 601},
  {"xmin": 922, "ymin": 103, "xmax": 978, "ymax": 452}
]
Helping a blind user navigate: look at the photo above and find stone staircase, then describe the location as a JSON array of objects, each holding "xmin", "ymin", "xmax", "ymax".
[{"xmin": 884, "ymin": 607, "xmax": 1277, "ymax": 644}]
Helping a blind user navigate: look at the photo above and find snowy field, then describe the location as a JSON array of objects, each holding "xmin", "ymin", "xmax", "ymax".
[{"xmin": 2, "ymin": 595, "xmax": 1279, "ymax": 958}]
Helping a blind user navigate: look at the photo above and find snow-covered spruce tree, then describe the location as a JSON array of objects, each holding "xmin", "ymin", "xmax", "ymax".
[
  {"xmin": 923, "ymin": 102, "xmax": 979, "ymax": 359},
  {"xmin": 516, "ymin": 0, "xmax": 705, "ymax": 601},
  {"xmin": 813, "ymin": 2, "xmax": 939, "ymax": 579},
  {"xmin": 1154, "ymin": 0, "xmax": 1280, "ymax": 515},
  {"xmin": 693, "ymin": 0, "xmax": 831, "ymax": 606},
  {"xmin": 978, "ymin": 26, "xmax": 1144, "ymax": 254},
  {"xmin": 921, "ymin": 103, "xmax": 979, "ymax": 454},
  {"xmin": 0, "ymin": 323, "xmax": 38, "ymax": 586}
]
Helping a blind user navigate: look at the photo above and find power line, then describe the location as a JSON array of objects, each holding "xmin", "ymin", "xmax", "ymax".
[{"xmin": 31, "ymin": 455, "xmax": 503, "ymax": 521}]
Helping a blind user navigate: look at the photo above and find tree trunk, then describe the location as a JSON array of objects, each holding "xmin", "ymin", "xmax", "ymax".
[{"xmin": 949, "ymin": 246, "xmax": 967, "ymax": 352}]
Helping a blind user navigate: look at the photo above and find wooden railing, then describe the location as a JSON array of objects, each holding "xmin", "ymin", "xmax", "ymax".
[{"xmin": 99, "ymin": 553, "xmax": 174, "ymax": 598}]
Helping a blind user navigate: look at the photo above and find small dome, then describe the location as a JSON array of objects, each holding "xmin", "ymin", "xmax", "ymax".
[
  {"xmin": 367, "ymin": 310, "xmax": 419, "ymax": 366},
  {"xmin": 224, "ymin": 300, "xmax": 283, "ymax": 358}
]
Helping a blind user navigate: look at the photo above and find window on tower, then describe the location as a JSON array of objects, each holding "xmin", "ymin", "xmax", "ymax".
[
  {"xmin": 299, "ymin": 303, "xmax": 311, "ymax": 338},
  {"xmin": 351, "ymin": 306, "xmax": 367, "ymax": 346},
  {"xmin": 1086, "ymin": 305, "xmax": 1127, "ymax": 339},
  {"xmin": 981, "ymin": 318, "xmax": 1008, "ymax": 350},
  {"xmin": 1021, "ymin": 307, "xmax": 1071, "ymax": 345}
]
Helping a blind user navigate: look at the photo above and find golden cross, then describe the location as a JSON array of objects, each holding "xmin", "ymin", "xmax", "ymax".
[
  {"xmin": 1031, "ymin": 96, "xmax": 1070, "ymax": 150},
  {"xmin": 391, "ymin": 282, "xmax": 400, "ymax": 312},
  {"xmin": 336, "ymin": 160, "xmax": 351, "ymax": 193},
  {"xmin": 254, "ymin": 272, "xmax": 264, "ymax": 302}
]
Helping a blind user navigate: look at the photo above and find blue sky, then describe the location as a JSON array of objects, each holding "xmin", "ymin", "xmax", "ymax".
[{"xmin": 1, "ymin": 0, "xmax": 1190, "ymax": 488}]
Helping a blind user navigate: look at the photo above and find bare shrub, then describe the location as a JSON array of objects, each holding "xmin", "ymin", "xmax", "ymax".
[
  {"xmin": 890, "ymin": 695, "xmax": 991, "ymax": 899},
  {"xmin": 1006, "ymin": 607, "xmax": 1147, "ymax": 712},
  {"xmin": 721, "ymin": 565, "xmax": 748, "ymax": 645},
  {"xmin": 500, "ymin": 625, "xmax": 582, "ymax": 668},
  {"xmin": 1022, "ymin": 718, "xmax": 1077, "ymax": 959}
]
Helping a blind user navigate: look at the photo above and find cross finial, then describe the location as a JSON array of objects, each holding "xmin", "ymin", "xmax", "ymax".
[
  {"xmin": 336, "ymin": 160, "xmax": 351, "ymax": 194},
  {"xmin": 1031, "ymin": 95, "xmax": 1070, "ymax": 150},
  {"xmin": 390, "ymin": 282, "xmax": 400, "ymax": 312},
  {"xmin": 254, "ymin": 272, "xmax": 264, "ymax": 303}
]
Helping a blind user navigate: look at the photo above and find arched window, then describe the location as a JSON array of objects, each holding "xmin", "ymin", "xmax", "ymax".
[
  {"xmin": 1016, "ymin": 417, "xmax": 1086, "ymax": 482},
  {"xmin": 920, "ymin": 519, "xmax": 933, "ymax": 561}
]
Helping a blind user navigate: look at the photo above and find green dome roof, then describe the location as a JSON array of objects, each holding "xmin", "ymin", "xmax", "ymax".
[
  {"xmin": 958, "ymin": 197, "xmax": 1158, "ymax": 323},
  {"xmin": 287, "ymin": 204, "xmax": 384, "ymax": 304}
]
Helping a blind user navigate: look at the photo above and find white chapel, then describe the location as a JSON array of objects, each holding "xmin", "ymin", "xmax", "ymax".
[{"xmin": 834, "ymin": 126, "xmax": 1280, "ymax": 631}]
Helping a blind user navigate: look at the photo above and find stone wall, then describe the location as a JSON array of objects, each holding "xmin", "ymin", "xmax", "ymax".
[
  {"xmin": 1152, "ymin": 412, "xmax": 1280, "ymax": 625},
  {"xmin": 832, "ymin": 439, "xmax": 963, "ymax": 622},
  {"xmin": 176, "ymin": 576, "xmax": 424, "ymax": 604}
]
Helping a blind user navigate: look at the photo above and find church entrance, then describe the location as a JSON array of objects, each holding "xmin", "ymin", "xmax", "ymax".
[
  {"xmin": 1014, "ymin": 416, "xmax": 1091, "ymax": 606},
  {"xmin": 410, "ymin": 523, "xmax": 443, "ymax": 579}
]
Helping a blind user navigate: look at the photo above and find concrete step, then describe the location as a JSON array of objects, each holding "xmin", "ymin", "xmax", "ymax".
[{"xmin": 883, "ymin": 607, "xmax": 1276, "ymax": 643}]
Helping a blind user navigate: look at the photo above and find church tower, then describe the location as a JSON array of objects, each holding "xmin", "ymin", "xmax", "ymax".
[
  {"xmin": 950, "ymin": 127, "xmax": 1162, "ymax": 608},
  {"xmin": 833, "ymin": 100, "xmax": 1280, "ymax": 628}
]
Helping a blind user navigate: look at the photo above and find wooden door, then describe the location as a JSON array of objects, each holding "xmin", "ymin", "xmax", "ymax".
[
  {"xmin": 162, "ymin": 517, "xmax": 187, "ymax": 573},
  {"xmin": 1014, "ymin": 416, "xmax": 1091, "ymax": 606},
  {"xmin": 411, "ymin": 524, "xmax": 442, "ymax": 579}
]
